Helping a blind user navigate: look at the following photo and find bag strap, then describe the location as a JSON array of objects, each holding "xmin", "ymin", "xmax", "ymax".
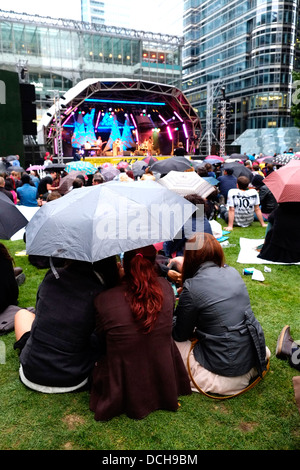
[{"xmin": 187, "ymin": 340, "xmax": 270, "ymax": 400}]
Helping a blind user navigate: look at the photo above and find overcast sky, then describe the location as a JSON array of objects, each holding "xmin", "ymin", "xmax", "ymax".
[{"xmin": 3, "ymin": 1, "xmax": 81, "ymax": 20}]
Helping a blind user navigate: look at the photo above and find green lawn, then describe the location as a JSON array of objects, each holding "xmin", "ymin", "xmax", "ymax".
[{"xmin": 0, "ymin": 222, "xmax": 299, "ymax": 451}]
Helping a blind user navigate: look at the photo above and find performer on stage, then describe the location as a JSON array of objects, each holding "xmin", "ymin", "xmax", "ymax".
[
  {"xmin": 95, "ymin": 136, "xmax": 107, "ymax": 156},
  {"xmin": 113, "ymin": 138, "xmax": 122, "ymax": 157},
  {"xmin": 189, "ymin": 134, "xmax": 199, "ymax": 154},
  {"xmin": 147, "ymin": 136, "xmax": 153, "ymax": 156}
]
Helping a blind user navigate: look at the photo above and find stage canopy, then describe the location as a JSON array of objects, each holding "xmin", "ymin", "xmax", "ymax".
[{"xmin": 38, "ymin": 78, "xmax": 202, "ymax": 157}]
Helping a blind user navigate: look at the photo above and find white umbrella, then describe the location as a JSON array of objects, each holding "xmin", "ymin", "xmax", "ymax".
[
  {"xmin": 25, "ymin": 180, "xmax": 196, "ymax": 262},
  {"xmin": 158, "ymin": 171, "xmax": 215, "ymax": 199}
]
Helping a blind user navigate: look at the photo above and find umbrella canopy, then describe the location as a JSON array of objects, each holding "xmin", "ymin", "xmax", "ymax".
[
  {"xmin": 25, "ymin": 180, "xmax": 196, "ymax": 262},
  {"xmin": 205, "ymin": 155, "xmax": 224, "ymax": 162},
  {"xmin": 274, "ymin": 154, "xmax": 295, "ymax": 166},
  {"xmin": 26, "ymin": 165, "xmax": 45, "ymax": 171},
  {"xmin": 204, "ymin": 158, "xmax": 223, "ymax": 165},
  {"xmin": 65, "ymin": 161, "xmax": 97, "ymax": 175},
  {"xmin": 0, "ymin": 192, "xmax": 28, "ymax": 240},
  {"xmin": 256, "ymin": 156, "xmax": 274, "ymax": 164},
  {"xmin": 158, "ymin": 171, "xmax": 216, "ymax": 199},
  {"xmin": 202, "ymin": 176, "xmax": 219, "ymax": 186},
  {"xmin": 44, "ymin": 163, "xmax": 67, "ymax": 172},
  {"xmin": 223, "ymin": 162, "xmax": 253, "ymax": 180},
  {"xmin": 142, "ymin": 155, "xmax": 158, "ymax": 166},
  {"xmin": 150, "ymin": 157, "xmax": 191, "ymax": 174},
  {"xmin": 230, "ymin": 153, "xmax": 247, "ymax": 160},
  {"xmin": 117, "ymin": 161, "xmax": 129, "ymax": 169},
  {"xmin": 132, "ymin": 161, "xmax": 147, "ymax": 177},
  {"xmin": 263, "ymin": 160, "xmax": 300, "ymax": 203},
  {"xmin": 7, "ymin": 166, "xmax": 25, "ymax": 173},
  {"xmin": 101, "ymin": 162, "xmax": 114, "ymax": 169},
  {"xmin": 57, "ymin": 171, "xmax": 87, "ymax": 195},
  {"xmin": 101, "ymin": 167, "xmax": 120, "ymax": 181}
]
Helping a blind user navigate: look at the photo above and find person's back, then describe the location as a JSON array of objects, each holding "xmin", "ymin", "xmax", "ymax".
[
  {"xmin": 0, "ymin": 243, "xmax": 19, "ymax": 313},
  {"xmin": 90, "ymin": 245, "xmax": 191, "ymax": 421},
  {"xmin": 17, "ymin": 174, "xmax": 38, "ymax": 207},
  {"xmin": 15, "ymin": 260, "xmax": 113, "ymax": 392},
  {"xmin": 227, "ymin": 177, "xmax": 260, "ymax": 227},
  {"xmin": 217, "ymin": 169, "xmax": 237, "ymax": 202}
]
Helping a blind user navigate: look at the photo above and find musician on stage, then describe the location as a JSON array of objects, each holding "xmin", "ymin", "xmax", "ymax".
[{"xmin": 113, "ymin": 138, "xmax": 122, "ymax": 157}]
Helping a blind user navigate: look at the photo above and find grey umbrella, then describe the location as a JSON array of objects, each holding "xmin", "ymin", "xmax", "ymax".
[
  {"xmin": 150, "ymin": 156, "xmax": 192, "ymax": 174},
  {"xmin": 132, "ymin": 161, "xmax": 147, "ymax": 177},
  {"xmin": 25, "ymin": 180, "xmax": 196, "ymax": 262},
  {"xmin": 0, "ymin": 192, "xmax": 28, "ymax": 240},
  {"xmin": 223, "ymin": 162, "xmax": 253, "ymax": 180}
]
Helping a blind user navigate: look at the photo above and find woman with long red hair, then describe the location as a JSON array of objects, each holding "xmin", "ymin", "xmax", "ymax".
[
  {"xmin": 90, "ymin": 245, "xmax": 191, "ymax": 421},
  {"xmin": 172, "ymin": 232, "xmax": 270, "ymax": 397}
]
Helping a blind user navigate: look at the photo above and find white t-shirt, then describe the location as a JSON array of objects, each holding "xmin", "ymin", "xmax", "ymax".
[{"xmin": 227, "ymin": 188, "xmax": 260, "ymax": 227}]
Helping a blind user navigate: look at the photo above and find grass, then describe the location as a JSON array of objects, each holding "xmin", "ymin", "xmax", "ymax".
[{"xmin": 0, "ymin": 222, "xmax": 299, "ymax": 451}]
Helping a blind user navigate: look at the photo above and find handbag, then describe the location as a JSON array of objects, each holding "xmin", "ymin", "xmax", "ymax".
[{"xmin": 187, "ymin": 340, "xmax": 270, "ymax": 400}]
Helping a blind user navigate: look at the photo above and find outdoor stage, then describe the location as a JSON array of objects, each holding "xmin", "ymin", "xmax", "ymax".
[{"xmin": 38, "ymin": 79, "xmax": 202, "ymax": 161}]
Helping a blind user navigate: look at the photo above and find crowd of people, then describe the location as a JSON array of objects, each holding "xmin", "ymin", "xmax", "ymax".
[{"xmin": 0, "ymin": 151, "xmax": 299, "ymax": 420}]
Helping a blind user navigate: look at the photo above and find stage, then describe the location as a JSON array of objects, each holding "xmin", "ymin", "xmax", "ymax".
[{"xmin": 38, "ymin": 79, "xmax": 202, "ymax": 161}]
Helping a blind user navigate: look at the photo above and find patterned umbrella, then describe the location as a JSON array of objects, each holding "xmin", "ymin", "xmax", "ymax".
[
  {"xmin": 65, "ymin": 161, "xmax": 97, "ymax": 175},
  {"xmin": 158, "ymin": 170, "xmax": 215, "ymax": 199}
]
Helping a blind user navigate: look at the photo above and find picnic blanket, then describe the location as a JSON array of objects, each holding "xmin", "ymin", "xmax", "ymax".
[{"xmin": 237, "ymin": 238, "xmax": 300, "ymax": 265}]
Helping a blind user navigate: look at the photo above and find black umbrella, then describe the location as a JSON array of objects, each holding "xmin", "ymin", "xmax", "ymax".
[
  {"xmin": 44, "ymin": 163, "xmax": 67, "ymax": 171},
  {"xmin": 223, "ymin": 162, "xmax": 253, "ymax": 180},
  {"xmin": 0, "ymin": 192, "xmax": 28, "ymax": 240},
  {"xmin": 150, "ymin": 157, "xmax": 192, "ymax": 174}
]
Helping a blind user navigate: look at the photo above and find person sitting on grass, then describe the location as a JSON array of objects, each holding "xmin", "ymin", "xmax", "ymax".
[
  {"xmin": 14, "ymin": 257, "xmax": 119, "ymax": 393},
  {"xmin": 219, "ymin": 176, "xmax": 267, "ymax": 231},
  {"xmin": 172, "ymin": 232, "xmax": 270, "ymax": 397},
  {"xmin": 89, "ymin": 245, "xmax": 191, "ymax": 421}
]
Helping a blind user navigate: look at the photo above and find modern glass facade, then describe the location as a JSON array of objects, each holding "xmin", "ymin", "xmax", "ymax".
[
  {"xmin": 182, "ymin": 0, "xmax": 300, "ymax": 146},
  {"xmin": 0, "ymin": 9, "xmax": 183, "ymax": 125}
]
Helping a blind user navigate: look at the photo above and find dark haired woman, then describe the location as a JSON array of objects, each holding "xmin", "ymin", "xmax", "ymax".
[
  {"xmin": 90, "ymin": 245, "xmax": 191, "ymax": 421},
  {"xmin": 172, "ymin": 233, "xmax": 269, "ymax": 396}
]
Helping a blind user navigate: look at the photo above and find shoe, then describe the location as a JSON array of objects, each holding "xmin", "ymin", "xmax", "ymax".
[
  {"xmin": 276, "ymin": 325, "xmax": 294, "ymax": 360},
  {"xmin": 15, "ymin": 272, "xmax": 26, "ymax": 286},
  {"xmin": 14, "ymin": 267, "xmax": 23, "ymax": 277}
]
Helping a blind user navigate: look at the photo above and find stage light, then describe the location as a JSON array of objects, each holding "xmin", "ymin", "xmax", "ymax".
[
  {"xmin": 167, "ymin": 126, "xmax": 173, "ymax": 140},
  {"xmin": 159, "ymin": 114, "xmax": 168, "ymax": 125},
  {"xmin": 85, "ymin": 98, "xmax": 166, "ymax": 106},
  {"xmin": 182, "ymin": 123, "xmax": 188, "ymax": 139},
  {"xmin": 174, "ymin": 111, "xmax": 183, "ymax": 122}
]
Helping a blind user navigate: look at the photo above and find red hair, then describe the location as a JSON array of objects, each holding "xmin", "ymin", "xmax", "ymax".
[{"xmin": 123, "ymin": 246, "xmax": 163, "ymax": 333}]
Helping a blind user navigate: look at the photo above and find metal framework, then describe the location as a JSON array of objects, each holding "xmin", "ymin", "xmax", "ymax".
[{"xmin": 0, "ymin": 9, "xmax": 184, "ymax": 45}]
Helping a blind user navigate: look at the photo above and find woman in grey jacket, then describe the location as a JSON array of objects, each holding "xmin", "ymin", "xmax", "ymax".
[{"xmin": 172, "ymin": 233, "xmax": 270, "ymax": 396}]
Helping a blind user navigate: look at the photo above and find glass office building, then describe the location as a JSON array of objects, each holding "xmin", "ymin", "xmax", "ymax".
[
  {"xmin": 182, "ymin": 0, "xmax": 300, "ymax": 152},
  {"xmin": 0, "ymin": 9, "xmax": 183, "ymax": 125}
]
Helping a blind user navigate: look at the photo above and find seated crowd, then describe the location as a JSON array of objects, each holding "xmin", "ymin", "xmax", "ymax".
[{"xmin": 0, "ymin": 153, "xmax": 299, "ymax": 421}]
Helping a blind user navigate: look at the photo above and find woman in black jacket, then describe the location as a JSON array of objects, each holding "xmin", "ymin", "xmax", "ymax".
[
  {"xmin": 14, "ymin": 257, "xmax": 119, "ymax": 393},
  {"xmin": 172, "ymin": 233, "xmax": 269, "ymax": 396}
]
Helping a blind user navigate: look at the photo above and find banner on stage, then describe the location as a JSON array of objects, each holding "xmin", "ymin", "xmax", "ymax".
[{"xmin": 84, "ymin": 156, "xmax": 179, "ymax": 166}]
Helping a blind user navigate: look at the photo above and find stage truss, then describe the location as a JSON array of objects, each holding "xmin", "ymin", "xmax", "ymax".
[{"xmin": 38, "ymin": 78, "xmax": 202, "ymax": 161}]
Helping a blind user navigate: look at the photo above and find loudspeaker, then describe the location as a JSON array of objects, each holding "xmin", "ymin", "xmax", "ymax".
[
  {"xmin": 105, "ymin": 151, "xmax": 113, "ymax": 156},
  {"xmin": 20, "ymin": 83, "xmax": 37, "ymax": 135},
  {"xmin": 123, "ymin": 151, "xmax": 131, "ymax": 156}
]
